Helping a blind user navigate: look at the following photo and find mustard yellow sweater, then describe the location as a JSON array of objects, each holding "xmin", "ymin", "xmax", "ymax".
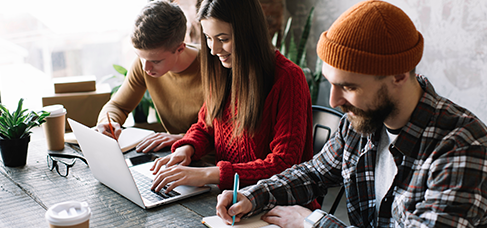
[{"xmin": 97, "ymin": 52, "xmax": 203, "ymax": 134}]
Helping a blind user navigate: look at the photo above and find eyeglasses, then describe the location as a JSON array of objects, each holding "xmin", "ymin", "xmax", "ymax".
[{"xmin": 47, "ymin": 153, "xmax": 88, "ymax": 177}]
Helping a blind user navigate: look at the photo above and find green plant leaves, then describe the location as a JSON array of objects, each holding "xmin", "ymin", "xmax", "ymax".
[
  {"xmin": 297, "ymin": 7, "xmax": 315, "ymax": 67},
  {"xmin": 113, "ymin": 64, "xmax": 128, "ymax": 76},
  {"xmin": 0, "ymin": 98, "xmax": 50, "ymax": 140},
  {"xmin": 272, "ymin": 7, "xmax": 322, "ymax": 104}
]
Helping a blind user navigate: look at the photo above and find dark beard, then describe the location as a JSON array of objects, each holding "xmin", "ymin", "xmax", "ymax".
[{"xmin": 340, "ymin": 85, "xmax": 396, "ymax": 135}]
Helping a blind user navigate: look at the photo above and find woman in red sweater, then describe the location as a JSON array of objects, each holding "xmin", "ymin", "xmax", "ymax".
[{"xmin": 150, "ymin": 0, "xmax": 315, "ymax": 203}]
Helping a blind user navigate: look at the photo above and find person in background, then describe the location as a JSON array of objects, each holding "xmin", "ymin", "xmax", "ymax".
[
  {"xmin": 215, "ymin": 0, "xmax": 487, "ymax": 227},
  {"xmin": 150, "ymin": 0, "xmax": 319, "ymax": 209},
  {"xmin": 97, "ymin": 0, "xmax": 203, "ymax": 153}
]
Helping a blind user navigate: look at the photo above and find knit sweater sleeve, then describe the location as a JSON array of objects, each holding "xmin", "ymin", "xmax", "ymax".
[
  {"xmin": 171, "ymin": 103, "xmax": 214, "ymax": 159},
  {"xmin": 217, "ymin": 53, "xmax": 313, "ymax": 189}
]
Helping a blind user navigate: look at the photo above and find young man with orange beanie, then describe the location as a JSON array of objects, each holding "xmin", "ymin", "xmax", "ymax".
[{"xmin": 214, "ymin": 0, "xmax": 487, "ymax": 227}]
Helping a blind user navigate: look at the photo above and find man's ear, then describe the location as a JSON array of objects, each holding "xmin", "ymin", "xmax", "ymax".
[
  {"xmin": 175, "ymin": 43, "xmax": 186, "ymax": 54},
  {"xmin": 392, "ymin": 72, "xmax": 409, "ymax": 86}
]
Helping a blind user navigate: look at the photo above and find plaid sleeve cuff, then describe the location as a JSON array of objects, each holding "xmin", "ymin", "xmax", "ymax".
[{"xmin": 239, "ymin": 183, "xmax": 274, "ymax": 217}]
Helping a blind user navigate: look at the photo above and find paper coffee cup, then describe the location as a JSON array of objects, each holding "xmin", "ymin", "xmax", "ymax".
[
  {"xmin": 45, "ymin": 201, "xmax": 91, "ymax": 228},
  {"xmin": 43, "ymin": 105, "xmax": 67, "ymax": 151}
]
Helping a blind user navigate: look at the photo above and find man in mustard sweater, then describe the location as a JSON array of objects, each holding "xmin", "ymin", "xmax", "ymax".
[{"xmin": 97, "ymin": 0, "xmax": 203, "ymax": 153}]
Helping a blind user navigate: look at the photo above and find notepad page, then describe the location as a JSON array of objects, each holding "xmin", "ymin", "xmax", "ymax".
[
  {"xmin": 65, "ymin": 127, "xmax": 155, "ymax": 153},
  {"xmin": 202, "ymin": 213, "xmax": 273, "ymax": 228},
  {"xmin": 118, "ymin": 127, "xmax": 155, "ymax": 153}
]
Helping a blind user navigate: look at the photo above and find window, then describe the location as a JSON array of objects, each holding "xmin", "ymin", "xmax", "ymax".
[{"xmin": 0, "ymin": 0, "xmax": 147, "ymax": 110}]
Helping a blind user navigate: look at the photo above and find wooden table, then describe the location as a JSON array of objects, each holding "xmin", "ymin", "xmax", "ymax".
[{"xmin": 0, "ymin": 134, "xmax": 220, "ymax": 227}]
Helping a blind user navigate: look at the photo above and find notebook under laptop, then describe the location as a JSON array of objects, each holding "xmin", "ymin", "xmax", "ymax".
[{"xmin": 67, "ymin": 118, "xmax": 211, "ymax": 209}]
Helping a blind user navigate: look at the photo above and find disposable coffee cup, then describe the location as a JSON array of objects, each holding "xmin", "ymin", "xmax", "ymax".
[
  {"xmin": 43, "ymin": 105, "xmax": 67, "ymax": 151},
  {"xmin": 45, "ymin": 201, "xmax": 91, "ymax": 228}
]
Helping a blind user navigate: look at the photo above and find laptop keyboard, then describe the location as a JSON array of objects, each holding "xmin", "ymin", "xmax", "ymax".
[{"xmin": 131, "ymin": 170, "xmax": 181, "ymax": 203}]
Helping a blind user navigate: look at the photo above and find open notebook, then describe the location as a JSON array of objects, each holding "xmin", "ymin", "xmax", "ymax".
[
  {"xmin": 202, "ymin": 213, "xmax": 279, "ymax": 228},
  {"xmin": 65, "ymin": 127, "xmax": 155, "ymax": 153}
]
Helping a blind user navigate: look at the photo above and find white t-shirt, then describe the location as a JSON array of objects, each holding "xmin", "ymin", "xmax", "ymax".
[{"xmin": 375, "ymin": 127, "xmax": 399, "ymax": 213}]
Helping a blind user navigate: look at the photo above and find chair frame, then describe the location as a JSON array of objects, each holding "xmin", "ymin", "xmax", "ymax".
[
  {"xmin": 312, "ymin": 105, "xmax": 343, "ymax": 154},
  {"xmin": 311, "ymin": 105, "xmax": 345, "ymax": 215}
]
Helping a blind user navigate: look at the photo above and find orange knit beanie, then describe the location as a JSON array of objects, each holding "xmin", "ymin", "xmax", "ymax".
[{"xmin": 316, "ymin": 0, "xmax": 423, "ymax": 75}]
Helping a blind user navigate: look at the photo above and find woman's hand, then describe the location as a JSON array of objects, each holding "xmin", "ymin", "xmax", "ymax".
[
  {"xmin": 150, "ymin": 145, "xmax": 194, "ymax": 173},
  {"xmin": 149, "ymin": 145, "xmax": 219, "ymax": 192},
  {"xmin": 136, "ymin": 133, "xmax": 183, "ymax": 153},
  {"xmin": 151, "ymin": 166, "xmax": 219, "ymax": 192}
]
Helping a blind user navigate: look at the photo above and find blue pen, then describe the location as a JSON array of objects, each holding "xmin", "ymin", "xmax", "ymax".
[{"xmin": 232, "ymin": 173, "xmax": 239, "ymax": 226}]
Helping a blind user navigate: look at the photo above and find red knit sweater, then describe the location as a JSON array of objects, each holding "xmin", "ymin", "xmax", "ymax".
[{"xmin": 172, "ymin": 51, "xmax": 314, "ymax": 190}]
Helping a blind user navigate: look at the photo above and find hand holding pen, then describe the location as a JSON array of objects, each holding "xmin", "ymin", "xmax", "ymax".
[
  {"xmin": 214, "ymin": 173, "xmax": 253, "ymax": 225},
  {"xmin": 106, "ymin": 112, "xmax": 118, "ymax": 141},
  {"xmin": 96, "ymin": 112, "xmax": 121, "ymax": 140}
]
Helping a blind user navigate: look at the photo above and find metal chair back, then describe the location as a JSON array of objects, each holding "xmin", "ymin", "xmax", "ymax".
[
  {"xmin": 312, "ymin": 105, "xmax": 343, "ymax": 155},
  {"xmin": 311, "ymin": 105, "xmax": 345, "ymax": 215}
]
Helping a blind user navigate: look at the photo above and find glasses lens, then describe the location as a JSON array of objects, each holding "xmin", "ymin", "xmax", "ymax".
[
  {"xmin": 48, "ymin": 156, "xmax": 75, "ymax": 177},
  {"xmin": 47, "ymin": 155, "xmax": 55, "ymax": 171},
  {"xmin": 56, "ymin": 162, "xmax": 69, "ymax": 177}
]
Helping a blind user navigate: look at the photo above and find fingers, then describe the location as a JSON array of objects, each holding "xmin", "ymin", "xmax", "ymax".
[
  {"xmin": 95, "ymin": 124, "xmax": 105, "ymax": 133},
  {"xmin": 261, "ymin": 207, "xmax": 289, "ymax": 228},
  {"xmin": 216, "ymin": 191, "xmax": 252, "ymax": 225},
  {"xmin": 96, "ymin": 123, "xmax": 111, "ymax": 136},
  {"xmin": 261, "ymin": 213, "xmax": 281, "ymax": 226},
  {"xmin": 135, "ymin": 133, "xmax": 182, "ymax": 153},
  {"xmin": 261, "ymin": 205, "xmax": 312, "ymax": 228},
  {"xmin": 136, "ymin": 138, "xmax": 168, "ymax": 153},
  {"xmin": 150, "ymin": 156, "xmax": 170, "ymax": 173},
  {"xmin": 150, "ymin": 166, "xmax": 206, "ymax": 192},
  {"xmin": 165, "ymin": 154, "xmax": 188, "ymax": 167},
  {"xmin": 114, "ymin": 126, "xmax": 122, "ymax": 139},
  {"xmin": 151, "ymin": 168, "xmax": 179, "ymax": 192},
  {"xmin": 168, "ymin": 145, "xmax": 194, "ymax": 167},
  {"xmin": 149, "ymin": 150, "xmax": 189, "ymax": 176},
  {"xmin": 216, "ymin": 190, "xmax": 235, "ymax": 224},
  {"xmin": 135, "ymin": 134, "xmax": 168, "ymax": 153},
  {"xmin": 162, "ymin": 179, "xmax": 183, "ymax": 193},
  {"xmin": 96, "ymin": 122, "xmax": 122, "ymax": 139},
  {"xmin": 166, "ymin": 146, "xmax": 193, "ymax": 167}
]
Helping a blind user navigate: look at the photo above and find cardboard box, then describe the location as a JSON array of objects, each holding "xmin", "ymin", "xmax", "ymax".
[
  {"xmin": 42, "ymin": 83, "xmax": 111, "ymax": 131},
  {"xmin": 53, "ymin": 75, "xmax": 96, "ymax": 93}
]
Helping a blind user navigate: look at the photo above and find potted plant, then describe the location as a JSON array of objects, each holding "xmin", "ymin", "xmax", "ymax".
[{"xmin": 0, "ymin": 98, "xmax": 50, "ymax": 167}]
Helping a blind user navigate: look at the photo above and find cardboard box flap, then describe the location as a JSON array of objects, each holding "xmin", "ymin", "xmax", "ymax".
[{"xmin": 53, "ymin": 75, "xmax": 96, "ymax": 93}]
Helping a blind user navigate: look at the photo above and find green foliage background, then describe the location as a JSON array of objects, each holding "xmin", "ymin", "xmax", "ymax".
[{"xmin": 272, "ymin": 7, "xmax": 323, "ymax": 105}]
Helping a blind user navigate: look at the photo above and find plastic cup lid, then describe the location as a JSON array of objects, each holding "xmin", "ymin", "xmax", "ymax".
[
  {"xmin": 43, "ymin": 104, "xmax": 66, "ymax": 117},
  {"xmin": 45, "ymin": 201, "xmax": 91, "ymax": 226}
]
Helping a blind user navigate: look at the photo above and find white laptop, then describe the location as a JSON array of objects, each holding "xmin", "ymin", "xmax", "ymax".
[{"xmin": 67, "ymin": 118, "xmax": 211, "ymax": 209}]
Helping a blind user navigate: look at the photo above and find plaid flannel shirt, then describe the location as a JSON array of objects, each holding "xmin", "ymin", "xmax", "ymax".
[{"xmin": 241, "ymin": 75, "xmax": 487, "ymax": 227}]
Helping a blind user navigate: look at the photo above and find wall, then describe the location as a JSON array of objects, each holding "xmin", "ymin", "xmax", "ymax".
[{"xmin": 287, "ymin": 0, "xmax": 487, "ymax": 122}]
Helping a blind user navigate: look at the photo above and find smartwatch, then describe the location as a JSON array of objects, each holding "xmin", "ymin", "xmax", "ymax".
[{"xmin": 304, "ymin": 209, "xmax": 326, "ymax": 228}]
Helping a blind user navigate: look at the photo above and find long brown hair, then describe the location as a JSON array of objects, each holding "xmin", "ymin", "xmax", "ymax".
[{"xmin": 197, "ymin": 0, "xmax": 275, "ymax": 137}]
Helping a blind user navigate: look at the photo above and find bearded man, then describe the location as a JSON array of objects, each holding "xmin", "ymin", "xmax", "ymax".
[{"xmin": 214, "ymin": 0, "xmax": 487, "ymax": 227}]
